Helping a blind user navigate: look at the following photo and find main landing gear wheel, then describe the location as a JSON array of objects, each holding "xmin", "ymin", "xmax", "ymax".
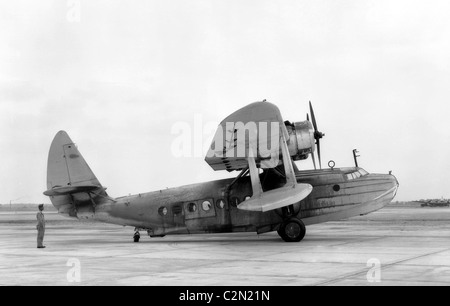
[{"xmin": 277, "ymin": 218, "xmax": 306, "ymax": 242}]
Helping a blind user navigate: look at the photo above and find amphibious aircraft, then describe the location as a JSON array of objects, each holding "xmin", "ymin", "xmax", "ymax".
[{"xmin": 44, "ymin": 101, "xmax": 399, "ymax": 242}]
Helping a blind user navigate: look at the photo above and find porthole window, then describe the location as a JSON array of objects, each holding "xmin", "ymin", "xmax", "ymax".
[
  {"xmin": 158, "ymin": 206, "xmax": 168, "ymax": 216},
  {"xmin": 202, "ymin": 200, "xmax": 212, "ymax": 211},
  {"xmin": 216, "ymin": 199, "xmax": 225, "ymax": 209},
  {"xmin": 244, "ymin": 195, "xmax": 251, "ymax": 201},
  {"xmin": 333, "ymin": 184, "xmax": 341, "ymax": 192},
  {"xmin": 230, "ymin": 197, "xmax": 240, "ymax": 207},
  {"xmin": 188, "ymin": 202, "xmax": 197, "ymax": 212}
]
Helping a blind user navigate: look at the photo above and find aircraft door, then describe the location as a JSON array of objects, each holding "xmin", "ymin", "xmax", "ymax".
[
  {"xmin": 214, "ymin": 198, "xmax": 232, "ymax": 230},
  {"xmin": 172, "ymin": 203, "xmax": 185, "ymax": 227},
  {"xmin": 227, "ymin": 182, "xmax": 253, "ymax": 228}
]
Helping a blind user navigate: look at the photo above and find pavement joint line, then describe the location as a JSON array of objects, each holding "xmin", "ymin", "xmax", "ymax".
[
  {"xmin": 310, "ymin": 247, "xmax": 450, "ymax": 286},
  {"xmin": 329, "ymin": 236, "xmax": 386, "ymax": 247}
]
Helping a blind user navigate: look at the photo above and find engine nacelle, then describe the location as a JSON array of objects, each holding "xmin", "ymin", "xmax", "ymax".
[{"xmin": 285, "ymin": 120, "xmax": 316, "ymax": 161}]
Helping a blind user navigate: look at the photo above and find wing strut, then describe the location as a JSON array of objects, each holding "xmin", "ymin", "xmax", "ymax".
[
  {"xmin": 238, "ymin": 126, "xmax": 313, "ymax": 212},
  {"xmin": 279, "ymin": 126, "xmax": 297, "ymax": 186},
  {"xmin": 248, "ymin": 148, "xmax": 263, "ymax": 197}
]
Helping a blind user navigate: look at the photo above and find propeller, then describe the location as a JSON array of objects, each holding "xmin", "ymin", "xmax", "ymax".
[
  {"xmin": 309, "ymin": 101, "xmax": 325, "ymax": 169},
  {"xmin": 311, "ymin": 150, "xmax": 317, "ymax": 170}
]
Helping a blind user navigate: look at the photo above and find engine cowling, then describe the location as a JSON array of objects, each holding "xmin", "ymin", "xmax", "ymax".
[{"xmin": 285, "ymin": 120, "xmax": 316, "ymax": 161}]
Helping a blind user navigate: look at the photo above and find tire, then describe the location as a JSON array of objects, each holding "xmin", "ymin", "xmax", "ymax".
[
  {"xmin": 278, "ymin": 218, "xmax": 306, "ymax": 242},
  {"xmin": 133, "ymin": 235, "xmax": 140, "ymax": 242},
  {"xmin": 277, "ymin": 227, "xmax": 288, "ymax": 241}
]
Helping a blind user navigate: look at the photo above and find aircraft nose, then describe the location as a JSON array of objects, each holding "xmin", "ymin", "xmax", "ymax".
[
  {"xmin": 368, "ymin": 172, "xmax": 399, "ymax": 202},
  {"xmin": 389, "ymin": 173, "xmax": 399, "ymax": 198}
]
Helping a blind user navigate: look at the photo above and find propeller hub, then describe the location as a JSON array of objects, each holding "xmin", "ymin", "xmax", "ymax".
[{"xmin": 314, "ymin": 131, "xmax": 324, "ymax": 140}]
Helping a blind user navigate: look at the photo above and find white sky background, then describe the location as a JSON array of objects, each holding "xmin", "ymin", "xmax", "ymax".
[{"xmin": 1, "ymin": 0, "xmax": 450, "ymax": 204}]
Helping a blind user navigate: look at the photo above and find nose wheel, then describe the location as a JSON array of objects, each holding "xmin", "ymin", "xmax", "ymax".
[{"xmin": 277, "ymin": 218, "xmax": 306, "ymax": 242}]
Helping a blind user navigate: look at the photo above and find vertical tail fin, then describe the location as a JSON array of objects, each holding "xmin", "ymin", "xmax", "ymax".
[
  {"xmin": 44, "ymin": 131, "xmax": 109, "ymax": 217},
  {"xmin": 45, "ymin": 131, "xmax": 104, "ymax": 192}
]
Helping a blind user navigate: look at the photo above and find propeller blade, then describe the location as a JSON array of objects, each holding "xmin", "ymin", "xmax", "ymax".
[
  {"xmin": 317, "ymin": 140, "xmax": 322, "ymax": 169},
  {"xmin": 307, "ymin": 113, "xmax": 310, "ymax": 121},
  {"xmin": 311, "ymin": 151, "xmax": 317, "ymax": 170},
  {"xmin": 309, "ymin": 101, "xmax": 318, "ymax": 132},
  {"xmin": 309, "ymin": 101, "xmax": 324, "ymax": 169}
]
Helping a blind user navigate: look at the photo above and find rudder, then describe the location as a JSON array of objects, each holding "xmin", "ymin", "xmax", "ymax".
[
  {"xmin": 44, "ymin": 131, "xmax": 109, "ymax": 218},
  {"xmin": 46, "ymin": 131, "xmax": 103, "ymax": 192}
]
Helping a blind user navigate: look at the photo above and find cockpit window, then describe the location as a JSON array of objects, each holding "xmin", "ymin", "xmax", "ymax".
[
  {"xmin": 359, "ymin": 169, "xmax": 369, "ymax": 176},
  {"xmin": 346, "ymin": 168, "xmax": 369, "ymax": 180}
]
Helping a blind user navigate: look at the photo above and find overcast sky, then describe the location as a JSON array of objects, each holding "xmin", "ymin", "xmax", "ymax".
[{"xmin": 1, "ymin": 0, "xmax": 450, "ymax": 204}]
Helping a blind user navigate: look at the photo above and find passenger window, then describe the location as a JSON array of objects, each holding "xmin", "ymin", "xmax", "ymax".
[
  {"xmin": 346, "ymin": 174, "xmax": 353, "ymax": 180},
  {"xmin": 354, "ymin": 171, "xmax": 361, "ymax": 178},
  {"xmin": 202, "ymin": 200, "xmax": 212, "ymax": 211},
  {"xmin": 230, "ymin": 197, "xmax": 240, "ymax": 207},
  {"xmin": 188, "ymin": 203, "xmax": 197, "ymax": 212},
  {"xmin": 216, "ymin": 199, "xmax": 225, "ymax": 209},
  {"xmin": 158, "ymin": 206, "xmax": 168, "ymax": 216}
]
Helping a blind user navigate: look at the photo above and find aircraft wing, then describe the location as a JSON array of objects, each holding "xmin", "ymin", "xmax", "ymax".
[
  {"xmin": 205, "ymin": 101, "xmax": 312, "ymax": 212},
  {"xmin": 205, "ymin": 101, "xmax": 289, "ymax": 171}
]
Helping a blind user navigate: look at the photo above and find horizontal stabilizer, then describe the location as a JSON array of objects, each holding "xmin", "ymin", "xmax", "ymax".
[
  {"xmin": 43, "ymin": 185, "xmax": 104, "ymax": 196},
  {"xmin": 237, "ymin": 183, "xmax": 313, "ymax": 212}
]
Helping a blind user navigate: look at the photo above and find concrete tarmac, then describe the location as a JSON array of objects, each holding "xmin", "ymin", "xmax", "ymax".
[{"xmin": 1, "ymin": 207, "xmax": 450, "ymax": 286}]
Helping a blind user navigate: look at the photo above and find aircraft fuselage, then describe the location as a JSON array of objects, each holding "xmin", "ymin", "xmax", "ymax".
[{"xmin": 52, "ymin": 167, "xmax": 398, "ymax": 237}]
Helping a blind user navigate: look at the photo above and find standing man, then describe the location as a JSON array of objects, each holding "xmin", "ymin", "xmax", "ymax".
[{"xmin": 37, "ymin": 204, "xmax": 46, "ymax": 249}]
